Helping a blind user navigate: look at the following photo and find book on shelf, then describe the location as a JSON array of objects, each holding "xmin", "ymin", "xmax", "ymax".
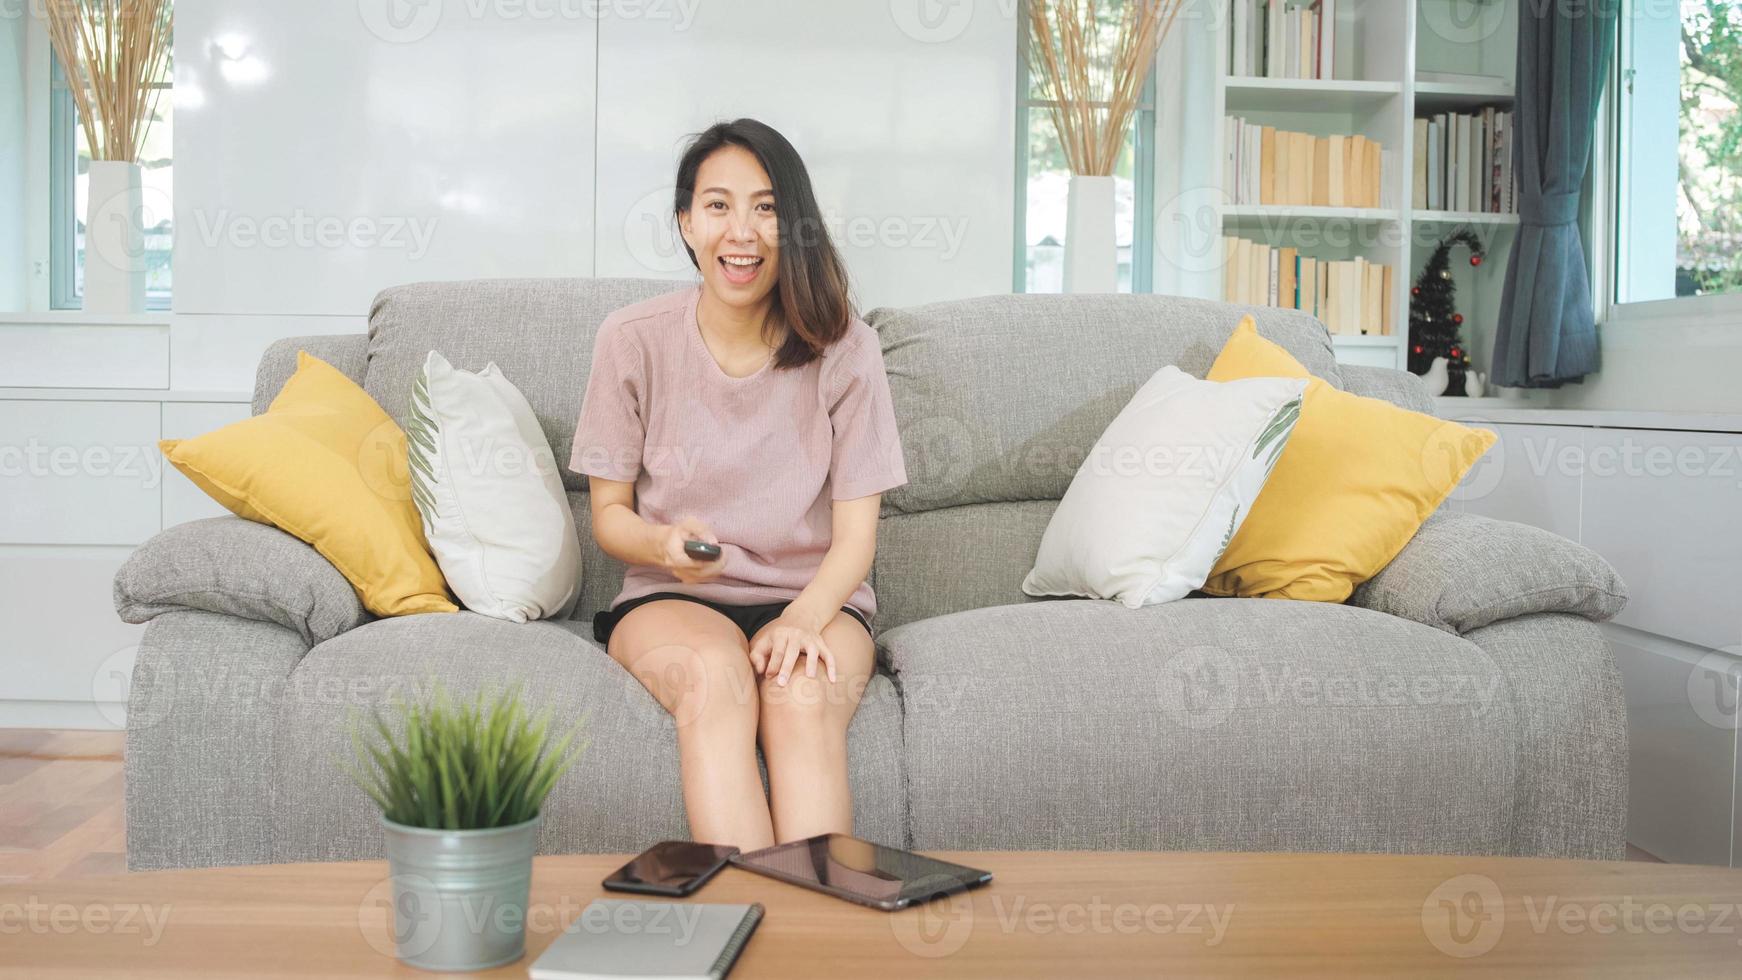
[
  {"xmin": 1220, "ymin": 235, "xmax": 1394, "ymax": 337},
  {"xmin": 1412, "ymin": 118, "xmax": 1429, "ymax": 210},
  {"xmin": 1413, "ymin": 107, "xmax": 1519, "ymax": 214},
  {"xmin": 1228, "ymin": 0, "xmax": 1334, "ymax": 80},
  {"xmin": 1224, "ymin": 117, "xmax": 1385, "ymax": 208}
]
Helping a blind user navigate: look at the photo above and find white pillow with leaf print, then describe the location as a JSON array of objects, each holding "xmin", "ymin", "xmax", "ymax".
[
  {"xmin": 408, "ymin": 351, "xmax": 582, "ymax": 623},
  {"xmin": 1021, "ymin": 366, "xmax": 1306, "ymax": 609}
]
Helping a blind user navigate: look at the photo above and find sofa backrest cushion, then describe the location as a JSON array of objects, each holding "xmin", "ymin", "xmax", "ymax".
[
  {"xmin": 567, "ymin": 490, "xmax": 626, "ymax": 624},
  {"xmin": 866, "ymin": 293, "xmax": 1341, "ymax": 514},
  {"xmin": 362, "ymin": 277, "xmax": 683, "ymax": 493},
  {"xmin": 252, "ymin": 279, "xmax": 1426, "ymax": 632}
]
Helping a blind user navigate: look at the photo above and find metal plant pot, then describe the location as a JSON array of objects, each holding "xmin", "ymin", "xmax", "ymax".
[{"xmin": 379, "ymin": 812, "xmax": 543, "ymax": 972}]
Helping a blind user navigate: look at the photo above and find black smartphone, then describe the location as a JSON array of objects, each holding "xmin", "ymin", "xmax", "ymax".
[
  {"xmin": 602, "ymin": 841, "xmax": 739, "ymax": 897},
  {"xmin": 683, "ymin": 539, "xmax": 722, "ymax": 561}
]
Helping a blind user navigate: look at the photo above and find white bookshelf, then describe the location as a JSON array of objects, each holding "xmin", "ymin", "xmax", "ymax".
[{"xmin": 1210, "ymin": 0, "xmax": 1520, "ymax": 372}]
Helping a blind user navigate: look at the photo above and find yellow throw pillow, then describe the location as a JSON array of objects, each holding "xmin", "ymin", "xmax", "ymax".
[
  {"xmin": 1201, "ymin": 317, "xmax": 1496, "ymax": 602},
  {"xmin": 160, "ymin": 351, "xmax": 457, "ymax": 617}
]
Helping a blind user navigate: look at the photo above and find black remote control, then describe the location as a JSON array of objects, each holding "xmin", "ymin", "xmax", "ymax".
[{"xmin": 683, "ymin": 539, "xmax": 722, "ymax": 561}]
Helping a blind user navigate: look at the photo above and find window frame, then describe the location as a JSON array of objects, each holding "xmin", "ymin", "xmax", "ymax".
[
  {"xmin": 48, "ymin": 49, "xmax": 173, "ymax": 313},
  {"xmin": 1603, "ymin": 0, "xmax": 1742, "ymax": 329},
  {"xmin": 1013, "ymin": 4, "xmax": 1157, "ymax": 294}
]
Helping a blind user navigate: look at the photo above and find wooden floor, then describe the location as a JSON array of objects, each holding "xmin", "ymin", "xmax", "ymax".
[
  {"xmin": 0, "ymin": 729, "xmax": 127, "ymax": 884},
  {"xmin": 0, "ymin": 728, "xmax": 1664, "ymax": 884}
]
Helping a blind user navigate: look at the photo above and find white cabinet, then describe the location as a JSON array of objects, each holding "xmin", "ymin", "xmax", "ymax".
[
  {"xmin": 0, "ymin": 316, "xmax": 169, "ymax": 388},
  {"xmin": 0, "ymin": 547, "xmax": 144, "ymax": 729},
  {"xmin": 1443, "ymin": 408, "xmax": 1742, "ymax": 866},
  {"xmin": 1580, "ymin": 427, "xmax": 1742, "ymax": 651},
  {"xmin": 0, "ymin": 390, "xmax": 250, "ymax": 729},
  {"xmin": 1608, "ymin": 627, "xmax": 1739, "ymax": 868},
  {"xmin": 0, "ymin": 400, "xmax": 164, "ymax": 545},
  {"xmin": 1451, "ymin": 422, "xmax": 1583, "ymax": 542}
]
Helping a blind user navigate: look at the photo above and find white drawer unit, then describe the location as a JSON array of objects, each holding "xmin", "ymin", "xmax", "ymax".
[
  {"xmin": 1, "ymin": 388, "xmax": 251, "ymax": 729},
  {"xmin": 1608, "ymin": 626, "xmax": 1739, "ymax": 867},
  {"xmin": 0, "ymin": 315, "xmax": 170, "ymax": 389},
  {"xmin": 1449, "ymin": 421, "xmax": 1584, "ymax": 543},
  {"xmin": 0, "ymin": 547, "xmax": 145, "ymax": 730},
  {"xmin": 1581, "ymin": 427, "xmax": 1742, "ymax": 652},
  {"xmin": 1439, "ymin": 403, "xmax": 1742, "ymax": 867},
  {"xmin": 0, "ymin": 399, "xmax": 165, "ymax": 546}
]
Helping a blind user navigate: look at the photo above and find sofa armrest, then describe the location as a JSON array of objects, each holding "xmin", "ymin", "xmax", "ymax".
[
  {"xmin": 1349, "ymin": 512, "xmax": 1628, "ymax": 634},
  {"xmin": 114, "ymin": 516, "xmax": 373, "ymax": 646}
]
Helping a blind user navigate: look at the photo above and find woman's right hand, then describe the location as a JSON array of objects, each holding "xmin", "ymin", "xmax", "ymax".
[{"xmin": 658, "ymin": 516, "xmax": 726, "ymax": 584}]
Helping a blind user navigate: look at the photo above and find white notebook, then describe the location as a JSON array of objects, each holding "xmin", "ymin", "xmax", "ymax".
[{"xmin": 529, "ymin": 899, "xmax": 764, "ymax": 980}]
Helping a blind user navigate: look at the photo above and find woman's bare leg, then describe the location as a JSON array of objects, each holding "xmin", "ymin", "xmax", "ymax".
[
  {"xmin": 752, "ymin": 611, "xmax": 877, "ymax": 843},
  {"xmin": 607, "ymin": 600, "xmax": 774, "ymax": 852}
]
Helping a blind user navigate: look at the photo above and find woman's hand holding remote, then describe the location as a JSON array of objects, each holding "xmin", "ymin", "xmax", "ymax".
[{"xmin": 659, "ymin": 516, "xmax": 726, "ymax": 584}]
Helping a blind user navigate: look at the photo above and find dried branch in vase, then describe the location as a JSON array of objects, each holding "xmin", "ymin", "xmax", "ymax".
[
  {"xmin": 1026, "ymin": 0, "xmax": 1183, "ymax": 176},
  {"xmin": 42, "ymin": 0, "xmax": 173, "ymax": 163}
]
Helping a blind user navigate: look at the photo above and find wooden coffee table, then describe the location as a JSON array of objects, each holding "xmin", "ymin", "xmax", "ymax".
[{"xmin": 1, "ymin": 850, "xmax": 1738, "ymax": 976}]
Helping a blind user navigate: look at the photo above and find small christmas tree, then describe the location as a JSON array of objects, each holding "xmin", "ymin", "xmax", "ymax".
[{"xmin": 1408, "ymin": 228, "xmax": 1485, "ymax": 396}]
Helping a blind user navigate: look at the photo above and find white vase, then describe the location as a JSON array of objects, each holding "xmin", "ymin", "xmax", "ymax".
[
  {"xmin": 1466, "ymin": 371, "xmax": 1487, "ymax": 398},
  {"xmin": 84, "ymin": 160, "xmax": 148, "ymax": 314},
  {"xmin": 1064, "ymin": 173, "xmax": 1117, "ymax": 294}
]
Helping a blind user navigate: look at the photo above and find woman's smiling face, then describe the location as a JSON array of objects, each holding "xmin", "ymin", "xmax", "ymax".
[{"xmin": 680, "ymin": 144, "xmax": 780, "ymax": 307}]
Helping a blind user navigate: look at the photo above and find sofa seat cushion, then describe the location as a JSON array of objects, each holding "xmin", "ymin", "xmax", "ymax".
[
  {"xmin": 879, "ymin": 597, "xmax": 1518, "ymax": 854},
  {"xmin": 270, "ymin": 612, "xmax": 904, "ymax": 861}
]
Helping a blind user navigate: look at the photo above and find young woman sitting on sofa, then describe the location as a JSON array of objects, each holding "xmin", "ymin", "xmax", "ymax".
[{"xmin": 569, "ymin": 117, "xmax": 909, "ymax": 853}]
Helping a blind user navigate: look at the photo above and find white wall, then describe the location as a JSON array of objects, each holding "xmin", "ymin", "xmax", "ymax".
[
  {"xmin": 592, "ymin": 2, "xmax": 1014, "ymax": 313},
  {"xmin": 1, "ymin": 0, "xmax": 1021, "ymax": 729},
  {"xmin": 1526, "ymin": 316, "xmax": 1742, "ymax": 415},
  {"xmin": 169, "ymin": 0, "xmax": 1018, "ymax": 391}
]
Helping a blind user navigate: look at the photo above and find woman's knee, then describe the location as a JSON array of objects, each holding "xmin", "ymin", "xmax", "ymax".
[
  {"xmin": 756, "ymin": 672, "xmax": 854, "ymax": 739},
  {"xmin": 609, "ymin": 604, "xmax": 759, "ymax": 729},
  {"xmin": 755, "ymin": 614, "xmax": 876, "ymax": 738},
  {"xmin": 627, "ymin": 644, "xmax": 754, "ymax": 734}
]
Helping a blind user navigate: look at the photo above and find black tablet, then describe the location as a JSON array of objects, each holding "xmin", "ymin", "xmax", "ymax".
[{"xmin": 727, "ymin": 833, "xmax": 992, "ymax": 912}]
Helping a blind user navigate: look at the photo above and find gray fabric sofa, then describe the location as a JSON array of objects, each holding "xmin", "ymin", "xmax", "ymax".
[{"xmin": 113, "ymin": 278, "xmax": 1631, "ymax": 871}]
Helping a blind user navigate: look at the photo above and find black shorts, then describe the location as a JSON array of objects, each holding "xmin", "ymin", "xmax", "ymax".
[{"xmin": 592, "ymin": 591, "xmax": 873, "ymax": 647}]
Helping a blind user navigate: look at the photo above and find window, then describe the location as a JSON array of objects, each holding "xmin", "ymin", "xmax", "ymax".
[
  {"xmin": 1015, "ymin": 3, "xmax": 1156, "ymax": 293},
  {"xmin": 50, "ymin": 51, "xmax": 173, "ymax": 311},
  {"xmin": 1612, "ymin": 0, "xmax": 1742, "ymax": 307}
]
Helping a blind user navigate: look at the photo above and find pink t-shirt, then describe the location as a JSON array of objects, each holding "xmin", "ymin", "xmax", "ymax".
[{"xmin": 568, "ymin": 283, "xmax": 908, "ymax": 620}]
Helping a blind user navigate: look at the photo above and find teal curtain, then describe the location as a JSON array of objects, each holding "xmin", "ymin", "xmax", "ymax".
[{"xmin": 1491, "ymin": 0, "xmax": 1620, "ymax": 388}]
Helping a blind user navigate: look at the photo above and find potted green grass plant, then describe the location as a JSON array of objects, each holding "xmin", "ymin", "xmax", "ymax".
[{"xmin": 342, "ymin": 681, "xmax": 589, "ymax": 972}]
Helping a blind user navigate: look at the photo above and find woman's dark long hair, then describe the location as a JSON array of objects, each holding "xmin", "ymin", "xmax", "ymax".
[{"xmin": 674, "ymin": 118, "xmax": 854, "ymax": 369}]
